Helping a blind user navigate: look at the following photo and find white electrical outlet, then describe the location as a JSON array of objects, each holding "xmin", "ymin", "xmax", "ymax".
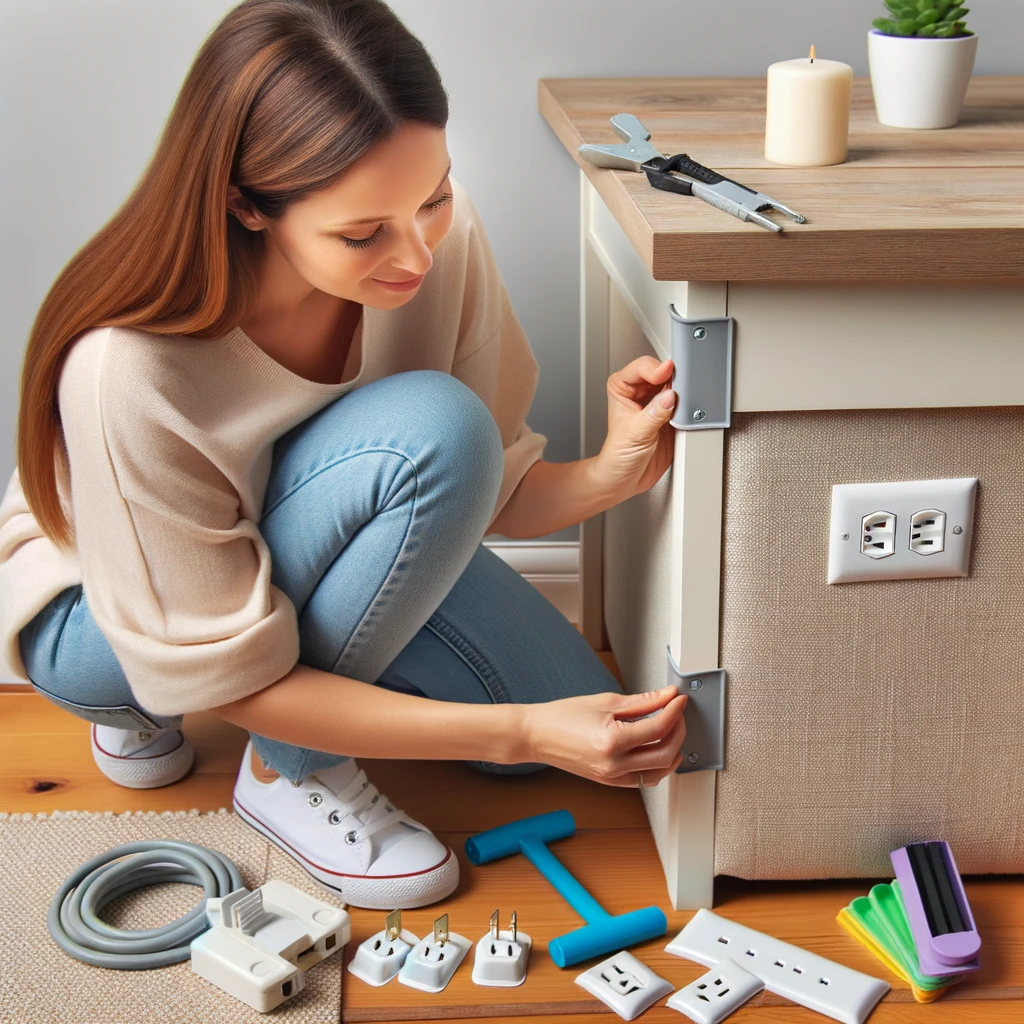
[
  {"xmin": 665, "ymin": 909, "xmax": 888, "ymax": 1024},
  {"xmin": 667, "ymin": 957, "xmax": 764, "ymax": 1024},
  {"xmin": 909, "ymin": 508, "xmax": 945, "ymax": 555},
  {"xmin": 860, "ymin": 511, "xmax": 896, "ymax": 559},
  {"xmin": 575, "ymin": 950, "xmax": 674, "ymax": 1021},
  {"xmin": 827, "ymin": 478, "xmax": 977, "ymax": 584}
]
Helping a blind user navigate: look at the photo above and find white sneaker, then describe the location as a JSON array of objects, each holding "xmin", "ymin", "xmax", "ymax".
[
  {"xmin": 90, "ymin": 723, "xmax": 195, "ymax": 789},
  {"xmin": 232, "ymin": 739, "xmax": 458, "ymax": 910}
]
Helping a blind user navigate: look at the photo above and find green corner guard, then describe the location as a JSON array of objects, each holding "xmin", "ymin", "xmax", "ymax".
[{"xmin": 839, "ymin": 880, "xmax": 957, "ymax": 993}]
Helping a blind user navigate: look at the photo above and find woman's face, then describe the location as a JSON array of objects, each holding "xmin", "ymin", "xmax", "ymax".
[{"xmin": 229, "ymin": 122, "xmax": 454, "ymax": 310}]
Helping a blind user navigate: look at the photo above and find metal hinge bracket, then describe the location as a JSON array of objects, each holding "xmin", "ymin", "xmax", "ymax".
[
  {"xmin": 668, "ymin": 308, "xmax": 734, "ymax": 431},
  {"xmin": 667, "ymin": 647, "xmax": 726, "ymax": 773}
]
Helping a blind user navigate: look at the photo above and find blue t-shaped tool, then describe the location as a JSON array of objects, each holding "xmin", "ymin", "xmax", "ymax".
[{"xmin": 465, "ymin": 810, "xmax": 667, "ymax": 967}]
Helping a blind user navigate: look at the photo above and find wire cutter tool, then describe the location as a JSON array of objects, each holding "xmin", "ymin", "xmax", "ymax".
[{"xmin": 578, "ymin": 113, "xmax": 806, "ymax": 233}]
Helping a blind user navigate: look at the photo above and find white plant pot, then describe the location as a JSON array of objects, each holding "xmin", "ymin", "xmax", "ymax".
[{"xmin": 867, "ymin": 29, "xmax": 978, "ymax": 129}]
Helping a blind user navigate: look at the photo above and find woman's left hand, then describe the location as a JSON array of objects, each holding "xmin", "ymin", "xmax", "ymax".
[{"xmin": 595, "ymin": 356, "xmax": 677, "ymax": 500}]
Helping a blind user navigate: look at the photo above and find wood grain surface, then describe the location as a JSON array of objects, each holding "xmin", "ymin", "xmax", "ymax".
[
  {"xmin": 4, "ymin": 668, "xmax": 1024, "ymax": 1023},
  {"xmin": 538, "ymin": 76, "xmax": 1024, "ymax": 280}
]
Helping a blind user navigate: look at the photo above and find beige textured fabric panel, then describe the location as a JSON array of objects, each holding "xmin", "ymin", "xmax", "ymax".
[
  {"xmin": 603, "ymin": 283, "xmax": 677, "ymax": 879},
  {"xmin": 0, "ymin": 809, "xmax": 344, "ymax": 1022},
  {"xmin": 718, "ymin": 407, "xmax": 1024, "ymax": 880}
]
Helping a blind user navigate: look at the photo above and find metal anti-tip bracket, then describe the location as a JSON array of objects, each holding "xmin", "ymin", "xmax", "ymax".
[
  {"xmin": 669, "ymin": 308, "xmax": 734, "ymax": 432},
  {"xmin": 667, "ymin": 648, "xmax": 726, "ymax": 773}
]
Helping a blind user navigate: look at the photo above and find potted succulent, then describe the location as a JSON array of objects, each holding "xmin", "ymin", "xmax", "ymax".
[{"xmin": 868, "ymin": 0, "xmax": 978, "ymax": 128}]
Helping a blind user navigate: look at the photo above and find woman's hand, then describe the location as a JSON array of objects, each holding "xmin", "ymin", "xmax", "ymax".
[
  {"xmin": 595, "ymin": 357, "xmax": 677, "ymax": 501},
  {"xmin": 518, "ymin": 686, "xmax": 688, "ymax": 787}
]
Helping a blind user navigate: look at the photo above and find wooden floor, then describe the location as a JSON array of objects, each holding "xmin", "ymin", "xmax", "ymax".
[{"xmin": 3, "ymin": 654, "xmax": 1023, "ymax": 1023}]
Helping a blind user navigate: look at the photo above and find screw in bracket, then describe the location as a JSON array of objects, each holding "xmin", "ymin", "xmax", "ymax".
[
  {"xmin": 953, "ymin": 525, "xmax": 963, "ymax": 535},
  {"xmin": 692, "ymin": 327, "xmax": 708, "ymax": 340},
  {"xmin": 688, "ymin": 679, "xmax": 703, "ymax": 690},
  {"xmin": 687, "ymin": 753, "xmax": 700, "ymax": 764},
  {"xmin": 693, "ymin": 409, "xmax": 707, "ymax": 422}
]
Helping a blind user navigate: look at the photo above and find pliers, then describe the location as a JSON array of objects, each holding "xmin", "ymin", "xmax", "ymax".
[{"xmin": 578, "ymin": 113, "xmax": 806, "ymax": 233}]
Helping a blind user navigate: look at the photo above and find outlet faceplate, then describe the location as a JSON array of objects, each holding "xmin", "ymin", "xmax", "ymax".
[
  {"xmin": 827, "ymin": 478, "xmax": 977, "ymax": 584},
  {"xmin": 666, "ymin": 909, "xmax": 888, "ymax": 1024},
  {"xmin": 666, "ymin": 957, "xmax": 764, "ymax": 1024},
  {"xmin": 575, "ymin": 950, "xmax": 674, "ymax": 1020}
]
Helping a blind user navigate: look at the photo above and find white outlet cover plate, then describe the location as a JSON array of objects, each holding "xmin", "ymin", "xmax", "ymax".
[
  {"xmin": 665, "ymin": 909, "xmax": 889, "ymax": 1024},
  {"xmin": 575, "ymin": 949, "xmax": 674, "ymax": 1021},
  {"xmin": 667, "ymin": 957, "xmax": 764, "ymax": 1024},
  {"xmin": 397, "ymin": 931, "xmax": 471, "ymax": 993},
  {"xmin": 827, "ymin": 477, "xmax": 978, "ymax": 584},
  {"xmin": 347, "ymin": 928, "xmax": 419, "ymax": 987}
]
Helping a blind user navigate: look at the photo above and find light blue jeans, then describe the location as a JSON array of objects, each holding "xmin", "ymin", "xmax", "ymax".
[{"xmin": 20, "ymin": 370, "xmax": 622, "ymax": 783}]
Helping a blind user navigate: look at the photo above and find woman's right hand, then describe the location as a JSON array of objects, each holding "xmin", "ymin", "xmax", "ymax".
[{"xmin": 518, "ymin": 686, "xmax": 688, "ymax": 787}]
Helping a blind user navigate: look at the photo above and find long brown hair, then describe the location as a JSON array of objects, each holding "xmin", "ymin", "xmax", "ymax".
[{"xmin": 17, "ymin": 0, "xmax": 448, "ymax": 548}]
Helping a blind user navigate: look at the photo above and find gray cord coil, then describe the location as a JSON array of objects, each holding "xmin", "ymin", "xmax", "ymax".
[{"xmin": 47, "ymin": 839, "xmax": 244, "ymax": 969}]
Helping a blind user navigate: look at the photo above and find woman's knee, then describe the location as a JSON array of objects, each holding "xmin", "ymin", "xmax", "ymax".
[
  {"xmin": 342, "ymin": 371, "xmax": 504, "ymax": 519},
  {"xmin": 389, "ymin": 371, "xmax": 503, "ymax": 479},
  {"xmin": 270, "ymin": 371, "xmax": 503, "ymax": 509}
]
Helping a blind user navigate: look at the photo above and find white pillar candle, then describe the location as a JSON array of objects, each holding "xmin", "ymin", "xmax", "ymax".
[{"xmin": 765, "ymin": 46, "xmax": 853, "ymax": 166}]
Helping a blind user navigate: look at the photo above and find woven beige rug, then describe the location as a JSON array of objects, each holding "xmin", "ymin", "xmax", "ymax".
[{"xmin": 0, "ymin": 808, "xmax": 344, "ymax": 1023}]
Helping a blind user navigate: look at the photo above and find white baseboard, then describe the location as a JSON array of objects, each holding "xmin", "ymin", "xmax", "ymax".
[{"xmin": 484, "ymin": 540, "xmax": 580, "ymax": 623}]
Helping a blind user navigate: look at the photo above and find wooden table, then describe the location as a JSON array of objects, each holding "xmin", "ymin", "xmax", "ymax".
[{"xmin": 539, "ymin": 77, "xmax": 1024, "ymax": 911}]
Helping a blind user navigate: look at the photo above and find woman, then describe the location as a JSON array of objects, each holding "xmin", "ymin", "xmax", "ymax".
[{"xmin": 0, "ymin": 0, "xmax": 687, "ymax": 911}]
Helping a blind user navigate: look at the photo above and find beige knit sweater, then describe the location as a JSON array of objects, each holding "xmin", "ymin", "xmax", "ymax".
[{"xmin": 0, "ymin": 180, "xmax": 547, "ymax": 716}]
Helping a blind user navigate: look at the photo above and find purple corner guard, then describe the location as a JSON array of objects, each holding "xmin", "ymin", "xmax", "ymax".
[{"xmin": 890, "ymin": 842, "xmax": 981, "ymax": 976}]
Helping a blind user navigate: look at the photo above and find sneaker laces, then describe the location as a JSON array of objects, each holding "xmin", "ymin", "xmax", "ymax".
[{"xmin": 319, "ymin": 768, "xmax": 416, "ymax": 842}]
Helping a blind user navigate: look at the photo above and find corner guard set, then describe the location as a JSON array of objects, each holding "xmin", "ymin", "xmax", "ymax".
[{"xmin": 668, "ymin": 306, "xmax": 734, "ymax": 774}]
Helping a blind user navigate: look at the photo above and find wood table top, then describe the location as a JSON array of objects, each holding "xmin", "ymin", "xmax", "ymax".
[{"xmin": 538, "ymin": 76, "xmax": 1024, "ymax": 281}]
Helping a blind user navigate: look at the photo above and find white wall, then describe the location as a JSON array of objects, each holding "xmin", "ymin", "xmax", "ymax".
[{"xmin": 2, "ymin": 0, "xmax": 1021, "ymax": 544}]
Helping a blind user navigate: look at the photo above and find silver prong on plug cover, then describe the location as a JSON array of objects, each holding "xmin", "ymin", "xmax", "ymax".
[
  {"xmin": 385, "ymin": 909, "xmax": 401, "ymax": 942},
  {"xmin": 434, "ymin": 913, "xmax": 449, "ymax": 948}
]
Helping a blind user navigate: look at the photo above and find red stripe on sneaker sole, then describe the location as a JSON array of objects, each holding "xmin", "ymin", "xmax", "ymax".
[{"xmin": 232, "ymin": 795, "xmax": 453, "ymax": 880}]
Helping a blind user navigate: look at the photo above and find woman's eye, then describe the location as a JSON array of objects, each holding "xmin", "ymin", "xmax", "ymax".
[
  {"xmin": 340, "ymin": 225, "xmax": 384, "ymax": 250},
  {"xmin": 422, "ymin": 191, "xmax": 453, "ymax": 213},
  {"xmin": 339, "ymin": 190, "xmax": 453, "ymax": 250}
]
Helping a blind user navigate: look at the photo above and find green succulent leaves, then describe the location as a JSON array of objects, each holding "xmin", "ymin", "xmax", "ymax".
[{"xmin": 874, "ymin": 0, "xmax": 973, "ymax": 36}]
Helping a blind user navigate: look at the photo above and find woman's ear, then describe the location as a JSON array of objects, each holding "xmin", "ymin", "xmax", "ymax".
[{"xmin": 226, "ymin": 184, "xmax": 266, "ymax": 232}]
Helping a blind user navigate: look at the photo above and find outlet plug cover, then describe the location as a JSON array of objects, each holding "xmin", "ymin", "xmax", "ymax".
[
  {"xmin": 666, "ymin": 909, "xmax": 888, "ymax": 1024},
  {"xmin": 667, "ymin": 957, "xmax": 764, "ymax": 1024},
  {"xmin": 575, "ymin": 950, "xmax": 674, "ymax": 1020},
  {"xmin": 347, "ymin": 928, "xmax": 419, "ymax": 987},
  {"xmin": 472, "ymin": 929, "xmax": 532, "ymax": 987},
  {"xmin": 397, "ymin": 931, "xmax": 471, "ymax": 993}
]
